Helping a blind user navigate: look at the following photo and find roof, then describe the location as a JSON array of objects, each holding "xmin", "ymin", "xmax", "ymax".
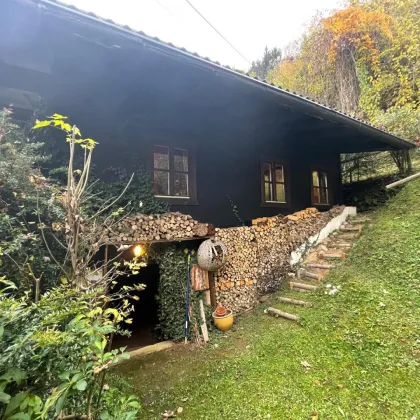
[{"xmin": 15, "ymin": 0, "xmax": 415, "ymax": 150}]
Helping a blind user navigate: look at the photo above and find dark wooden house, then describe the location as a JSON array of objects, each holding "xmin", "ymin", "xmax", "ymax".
[{"xmin": 1, "ymin": 0, "xmax": 414, "ymax": 227}]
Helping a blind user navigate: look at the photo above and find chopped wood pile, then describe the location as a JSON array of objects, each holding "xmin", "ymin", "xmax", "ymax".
[
  {"xmin": 213, "ymin": 227, "xmax": 259, "ymax": 312},
  {"xmin": 214, "ymin": 206, "xmax": 344, "ymax": 313},
  {"xmin": 102, "ymin": 212, "xmax": 215, "ymax": 243}
]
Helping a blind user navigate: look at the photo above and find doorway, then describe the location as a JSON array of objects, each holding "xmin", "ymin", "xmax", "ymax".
[{"xmin": 112, "ymin": 263, "xmax": 161, "ymax": 351}]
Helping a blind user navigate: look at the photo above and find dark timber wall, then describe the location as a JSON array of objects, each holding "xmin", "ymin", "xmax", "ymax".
[{"xmin": 0, "ymin": 0, "xmax": 343, "ymax": 227}]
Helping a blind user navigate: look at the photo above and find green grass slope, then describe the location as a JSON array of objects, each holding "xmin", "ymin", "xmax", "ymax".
[{"xmin": 119, "ymin": 179, "xmax": 420, "ymax": 419}]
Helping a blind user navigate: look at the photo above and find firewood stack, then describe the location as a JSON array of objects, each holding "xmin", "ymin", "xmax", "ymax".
[
  {"xmin": 214, "ymin": 227, "xmax": 259, "ymax": 312},
  {"xmin": 102, "ymin": 212, "xmax": 214, "ymax": 243},
  {"xmin": 255, "ymin": 208, "xmax": 322, "ymax": 293},
  {"xmin": 214, "ymin": 206, "xmax": 345, "ymax": 312}
]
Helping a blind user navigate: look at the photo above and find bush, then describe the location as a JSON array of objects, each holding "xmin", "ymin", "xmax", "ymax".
[{"xmin": 0, "ymin": 280, "xmax": 141, "ymax": 419}]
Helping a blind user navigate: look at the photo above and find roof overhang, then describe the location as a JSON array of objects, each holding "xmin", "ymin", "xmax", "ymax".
[{"xmin": 4, "ymin": 0, "xmax": 416, "ymax": 152}]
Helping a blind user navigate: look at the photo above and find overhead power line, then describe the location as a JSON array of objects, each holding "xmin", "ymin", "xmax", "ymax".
[{"xmin": 182, "ymin": 0, "xmax": 252, "ymax": 66}]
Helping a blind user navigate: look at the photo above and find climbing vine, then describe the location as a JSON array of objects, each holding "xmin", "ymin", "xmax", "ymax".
[
  {"xmin": 90, "ymin": 168, "xmax": 169, "ymax": 217},
  {"xmin": 149, "ymin": 244, "xmax": 213, "ymax": 341}
]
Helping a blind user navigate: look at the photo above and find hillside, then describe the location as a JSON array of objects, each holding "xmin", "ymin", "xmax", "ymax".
[{"xmin": 119, "ymin": 179, "xmax": 420, "ymax": 419}]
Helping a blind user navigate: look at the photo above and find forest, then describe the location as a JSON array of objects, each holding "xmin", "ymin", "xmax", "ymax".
[{"xmin": 251, "ymin": 0, "xmax": 419, "ymax": 181}]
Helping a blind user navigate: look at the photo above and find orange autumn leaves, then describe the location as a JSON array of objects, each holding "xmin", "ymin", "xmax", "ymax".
[{"xmin": 323, "ymin": 6, "xmax": 393, "ymax": 70}]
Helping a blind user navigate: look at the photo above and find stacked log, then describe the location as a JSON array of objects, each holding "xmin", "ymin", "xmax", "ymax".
[
  {"xmin": 103, "ymin": 212, "xmax": 214, "ymax": 243},
  {"xmin": 213, "ymin": 226, "xmax": 259, "ymax": 312},
  {"xmin": 213, "ymin": 206, "xmax": 345, "ymax": 312}
]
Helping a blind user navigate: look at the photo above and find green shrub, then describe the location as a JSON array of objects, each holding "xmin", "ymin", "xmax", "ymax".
[{"xmin": 0, "ymin": 280, "xmax": 141, "ymax": 419}]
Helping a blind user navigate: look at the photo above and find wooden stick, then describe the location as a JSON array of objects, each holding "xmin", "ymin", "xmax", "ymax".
[
  {"xmin": 199, "ymin": 300, "xmax": 209, "ymax": 343},
  {"xmin": 265, "ymin": 307, "xmax": 299, "ymax": 321},
  {"xmin": 290, "ymin": 281, "xmax": 317, "ymax": 291},
  {"xmin": 386, "ymin": 171, "xmax": 420, "ymax": 189},
  {"xmin": 278, "ymin": 297, "xmax": 312, "ymax": 307}
]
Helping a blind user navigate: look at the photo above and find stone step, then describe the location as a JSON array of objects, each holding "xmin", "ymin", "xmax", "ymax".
[
  {"xmin": 306, "ymin": 263, "xmax": 335, "ymax": 270},
  {"xmin": 318, "ymin": 251, "xmax": 345, "ymax": 260},
  {"xmin": 264, "ymin": 307, "xmax": 300, "ymax": 321},
  {"xmin": 278, "ymin": 296, "xmax": 313, "ymax": 307},
  {"xmin": 290, "ymin": 281, "xmax": 317, "ymax": 292}
]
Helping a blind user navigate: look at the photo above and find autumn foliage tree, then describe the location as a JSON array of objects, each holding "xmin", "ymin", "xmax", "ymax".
[{"xmin": 263, "ymin": 0, "xmax": 419, "ymax": 176}]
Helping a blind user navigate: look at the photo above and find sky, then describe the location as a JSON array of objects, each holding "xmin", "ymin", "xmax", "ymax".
[{"xmin": 66, "ymin": 0, "xmax": 343, "ymax": 70}]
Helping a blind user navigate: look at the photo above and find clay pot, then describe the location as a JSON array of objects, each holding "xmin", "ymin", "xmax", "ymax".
[{"xmin": 215, "ymin": 306, "xmax": 228, "ymax": 317}]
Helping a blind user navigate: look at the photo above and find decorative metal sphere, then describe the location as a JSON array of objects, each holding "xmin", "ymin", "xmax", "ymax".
[{"xmin": 197, "ymin": 239, "xmax": 228, "ymax": 271}]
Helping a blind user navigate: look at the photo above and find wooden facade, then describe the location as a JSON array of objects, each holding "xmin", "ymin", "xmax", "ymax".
[{"xmin": 0, "ymin": 0, "xmax": 414, "ymax": 227}]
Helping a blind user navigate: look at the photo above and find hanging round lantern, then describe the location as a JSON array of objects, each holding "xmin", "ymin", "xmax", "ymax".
[{"xmin": 197, "ymin": 239, "xmax": 228, "ymax": 271}]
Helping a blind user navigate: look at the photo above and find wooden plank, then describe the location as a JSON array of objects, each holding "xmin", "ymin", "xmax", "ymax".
[
  {"xmin": 278, "ymin": 297, "xmax": 312, "ymax": 307},
  {"xmin": 199, "ymin": 300, "xmax": 209, "ymax": 343}
]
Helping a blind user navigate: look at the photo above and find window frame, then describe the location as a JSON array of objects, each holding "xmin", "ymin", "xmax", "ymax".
[
  {"xmin": 260, "ymin": 157, "xmax": 290, "ymax": 208},
  {"xmin": 310, "ymin": 166, "xmax": 331, "ymax": 207},
  {"xmin": 152, "ymin": 143, "xmax": 198, "ymax": 205}
]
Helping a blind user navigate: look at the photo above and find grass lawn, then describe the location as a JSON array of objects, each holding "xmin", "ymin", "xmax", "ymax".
[{"xmin": 117, "ymin": 180, "xmax": 420, "ymax": 419}]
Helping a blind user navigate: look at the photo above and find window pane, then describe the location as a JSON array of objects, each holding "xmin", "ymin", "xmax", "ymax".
[
  {"xmin": 174, "ymin": 149, "xmax": 188, "ymax": 172},
  {"xmin": 320, "ymin": 188, "xmax": 328, "ymax": 204},
  {"xmin": 263, "ymin": 163, "xmax": 272, "ymax": 182},
  {"xmin": 154, "ymin": 146, "xmax": 169, "ymax": 170},
  {"xmin": 174, "ymin": 172, "xmax": 189, "ymax": 197},
  {"xmin": 275, "ymin": 165, "xmax": 284, "ymax": 182},
  {"xmin": 264, "ymin": 182, "xmax": 273, "ymax": 201},
  {"xmin": 312, "ymin": 187, "xmax": 320, "ymax": 204},
  {"xmin": 312, "ymin": 171, "xmax": 319, "ymax": 187},
  {"xmin": 154, "ymin": 170, "xmax": 169, "ymax": 195},
  {"xmin": 320, "ymin": 172, "xmax": 328, "ymax": 189},
  {"xmin": 275, "ymin": 183, "xmax": 285, "ymax": 202}
]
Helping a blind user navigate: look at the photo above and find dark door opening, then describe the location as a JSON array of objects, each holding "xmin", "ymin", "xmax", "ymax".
[{"xmin": 112, "ymin": 263, "xmax": 160, "ymax": 351}]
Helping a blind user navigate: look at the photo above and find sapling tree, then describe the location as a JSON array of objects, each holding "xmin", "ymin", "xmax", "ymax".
[{"xmin": 33, "ymin": 114, "xmax": 142, "ymax": 290}]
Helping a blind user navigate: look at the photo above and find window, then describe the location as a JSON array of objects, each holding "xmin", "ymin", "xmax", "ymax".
[
  {"xmin": 154, "ymin": 146, "xmax": 190, "ymax": 198},
  {"xmin": 312, "ymin": 170, "xmax": 329, "ymax": 205},
  {"xmin": 262, "ymin": 161, "xmax": 286, "ymax": 203}
]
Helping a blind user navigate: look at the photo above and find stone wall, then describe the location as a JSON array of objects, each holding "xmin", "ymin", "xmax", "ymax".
[{"xmin": 214, "ymin": 206, "xmax": 344, "ymax": 313}]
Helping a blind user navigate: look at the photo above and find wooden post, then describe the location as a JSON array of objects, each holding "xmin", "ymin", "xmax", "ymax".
[{"xmin": 208, "ymin": 272, "xmax": 217, "ymax": 309}]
